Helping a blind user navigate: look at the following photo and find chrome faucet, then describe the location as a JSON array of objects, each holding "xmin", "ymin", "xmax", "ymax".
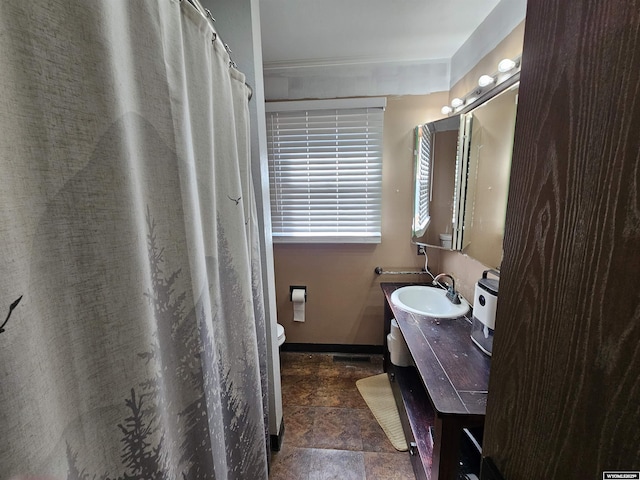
[{"xmin": 432, "ymin": 273, "xmax": 461, "ymax": 305}]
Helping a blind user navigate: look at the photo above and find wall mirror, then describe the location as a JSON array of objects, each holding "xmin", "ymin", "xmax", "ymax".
[
  {"xmin": 411, "ymin": 75, "xmax": 519, "ymax": 269},
  {"xmin": 411, "ymin": 115, "xmax": 463, "ymax": 249}
]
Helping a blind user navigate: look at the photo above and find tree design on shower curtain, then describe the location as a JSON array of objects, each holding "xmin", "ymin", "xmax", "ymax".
[
  {"xmin": 117, "ymin": 388, "xmax": 166, "ymax": 480},
  {"xmin": 213, "ymin": 219, "xmax": 266, "ymax": 480},
  {"xmin": 139, "ymin": 207, "xmax": 215, "ymax": 479},
  {"xmin": 66, "ymin": 387, "xmax": 167, "ymax": 480},
  {"xmin": 66, "ymin": 209, "xmax": 265, "ymax": 480}
]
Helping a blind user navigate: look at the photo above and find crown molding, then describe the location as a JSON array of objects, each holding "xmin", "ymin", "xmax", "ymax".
[{"xmin": 263, "ymin": 55, "xmax": 451, "ymax": 71}]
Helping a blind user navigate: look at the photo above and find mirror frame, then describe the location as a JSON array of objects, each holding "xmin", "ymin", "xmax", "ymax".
[
  {"xmin": 411, "ymin": 71, "xmax": 521, "ymax": 253},
  {"xmin": 411, "ymin": 115, "xmax": 462, "ymax": 249}
]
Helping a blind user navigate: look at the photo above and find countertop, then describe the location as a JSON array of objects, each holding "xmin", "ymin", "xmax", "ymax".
[{"xmin": 381, "ymin": 282, "xmax": 491, "ymax": 417}]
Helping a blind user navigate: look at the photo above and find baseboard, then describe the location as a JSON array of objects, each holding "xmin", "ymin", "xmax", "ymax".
[
  {"xmin": 280, "ymin": 343, "xmax": 384, "ymax": 355},
  {"xmin": 270, "ymin": 417, "xmax": 285, "ymax": 452}
]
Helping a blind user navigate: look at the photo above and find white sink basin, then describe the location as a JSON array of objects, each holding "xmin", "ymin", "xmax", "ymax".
[{"xmin": 390, "ymin": 285, "xmax": 469, "ymax": 318}]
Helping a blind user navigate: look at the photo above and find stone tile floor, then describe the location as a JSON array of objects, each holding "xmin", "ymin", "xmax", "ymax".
[{"xmin": 269, "ymin": 352, "xmax": 415, "ymax": 480}]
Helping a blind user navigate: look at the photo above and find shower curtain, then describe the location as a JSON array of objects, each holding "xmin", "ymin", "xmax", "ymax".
[{"xmin": 0, "ymin": 1, "xmax": 268, "ymax": 479}]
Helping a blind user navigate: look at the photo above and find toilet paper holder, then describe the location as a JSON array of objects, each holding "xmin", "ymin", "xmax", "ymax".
[{"xmin": 289, "ymin": 285, "xmax": 307, "ymax": 301}]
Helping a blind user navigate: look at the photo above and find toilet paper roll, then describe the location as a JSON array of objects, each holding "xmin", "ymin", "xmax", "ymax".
[
  {"xmin": 387, "ymin": 333, "xmax": 412, "ymax": 367},
  {"xmin": 390, "ymin": 318, "xmax": 401, "ymax": 338},
  {"xmin": 387, "ymin": 326, "xmax": 413, "ymax": 367},
  {"xmin": 292, "ymin": 288, "xmax": 306, "ymax": 322}
]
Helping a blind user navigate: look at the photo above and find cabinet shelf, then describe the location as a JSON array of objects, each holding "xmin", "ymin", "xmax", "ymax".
[{"xmin": 389, "ymin": 364, "xmax": 434, "ymax": 480}]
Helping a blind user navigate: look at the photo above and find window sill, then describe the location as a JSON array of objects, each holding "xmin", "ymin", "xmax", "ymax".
[{"xmin": 272, "ymin": 234, "xmax": 381, "ymax": 244}]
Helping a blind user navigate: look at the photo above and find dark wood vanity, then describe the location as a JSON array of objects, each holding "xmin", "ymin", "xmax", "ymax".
[{"xmin": 381, "ymin": 283, "xmax": 491, "ymax": 480}]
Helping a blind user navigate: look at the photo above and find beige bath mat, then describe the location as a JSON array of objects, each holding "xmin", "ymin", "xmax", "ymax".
[{"xmin": 356, "ymin": 373, "xmax": 408, "ymax": 451}]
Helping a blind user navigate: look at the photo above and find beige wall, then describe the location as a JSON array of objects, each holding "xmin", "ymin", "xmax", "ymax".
[
  {"xmin": 273, "ymin": 94, "xmax": 447, "ymax": 345},
  {"xmin": 273, "ymin": 22, "xmax": 526, "ymax": 345},
  {"xmin": 449, "ymin": 21, "xmax": 525, "ymax": 101}
]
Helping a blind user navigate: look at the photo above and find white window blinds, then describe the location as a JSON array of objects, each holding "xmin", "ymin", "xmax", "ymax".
[
  {"xmin": 413, "ymin": 123, "xmax": 434, "ymax": 238},
  {"xmin": 266, "ymin": 98, "xmax": 385, "ymax": 243}
]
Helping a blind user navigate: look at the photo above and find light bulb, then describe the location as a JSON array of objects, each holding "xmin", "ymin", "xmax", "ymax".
[
  {"xmin": 498, "ymin": 58, "xmax": 516, "ymax": 73},
  {"xmin": 478, "ymin": 75, "xmax": 495, "ymax": 87},
  {"xmin": 441, "ymin": 105, "xmax": 453, "ymax": 115},
  {"xmin": 451, "ymin": 98, "xmax": 464, "ymax": 108}
]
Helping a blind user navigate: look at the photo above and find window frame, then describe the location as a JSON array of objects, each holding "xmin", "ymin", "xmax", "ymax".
[
  {"xmin": 265, "ymin": 98, "xmax": 386, "ymax": 244},
  {"xmin": 413, "ymin": 123, "xmax": 434, "ymax": 238}
]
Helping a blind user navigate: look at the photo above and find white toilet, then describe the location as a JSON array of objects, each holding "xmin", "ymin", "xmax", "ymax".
[{"xmin": 276, "ymin": 323, "xmax": 286, "ymax": 347}]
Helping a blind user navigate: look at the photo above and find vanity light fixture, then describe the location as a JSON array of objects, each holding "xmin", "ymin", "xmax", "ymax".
[
  {"xmin": 478, "ymin": 74, "xmax": 495, "ymax": 87},
  {"xmin": 451, "ymin": 97, "xmax": 464, "ymax": 109},
  {"xmin": 440, "ymin": 54, "xmax": 521, "ymax": 118},
  {"xmin": 498, "ymin": 58, "xmax": 517, "ymax": 73}
]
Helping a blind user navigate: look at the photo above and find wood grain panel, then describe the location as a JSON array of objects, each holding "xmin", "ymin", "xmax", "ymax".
[
  {"xmin": 421, "ymin": 319, "xmax": 490, "ymax": 393},
  {"xmin": 483, "ymin": 0, "xmax": 640, "ymax": 478}
]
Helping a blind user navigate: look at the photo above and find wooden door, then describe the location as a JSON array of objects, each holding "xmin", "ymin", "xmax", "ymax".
[{"xmin": 483, "ymin": 0, "xmax": 640, "ymax": 478}]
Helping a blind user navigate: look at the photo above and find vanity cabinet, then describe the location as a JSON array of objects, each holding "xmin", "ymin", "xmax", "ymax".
[{"xmin": 381, "ymin": 283, "xmax": 491, "ymax": 480}]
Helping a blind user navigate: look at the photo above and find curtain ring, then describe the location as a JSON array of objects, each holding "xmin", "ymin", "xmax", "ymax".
[{"xmin": 212, "ymin": 32, "xmax": 217, "ymax": 43}]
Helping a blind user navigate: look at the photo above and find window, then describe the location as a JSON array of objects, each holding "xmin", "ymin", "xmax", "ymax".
[
  {"xmin": 266, "ymin": 98, "xmax": 385, "ymax": 243},
  {"xmin": 413, "ymin": 123, "xmax": 434, "ymax": 238}
]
